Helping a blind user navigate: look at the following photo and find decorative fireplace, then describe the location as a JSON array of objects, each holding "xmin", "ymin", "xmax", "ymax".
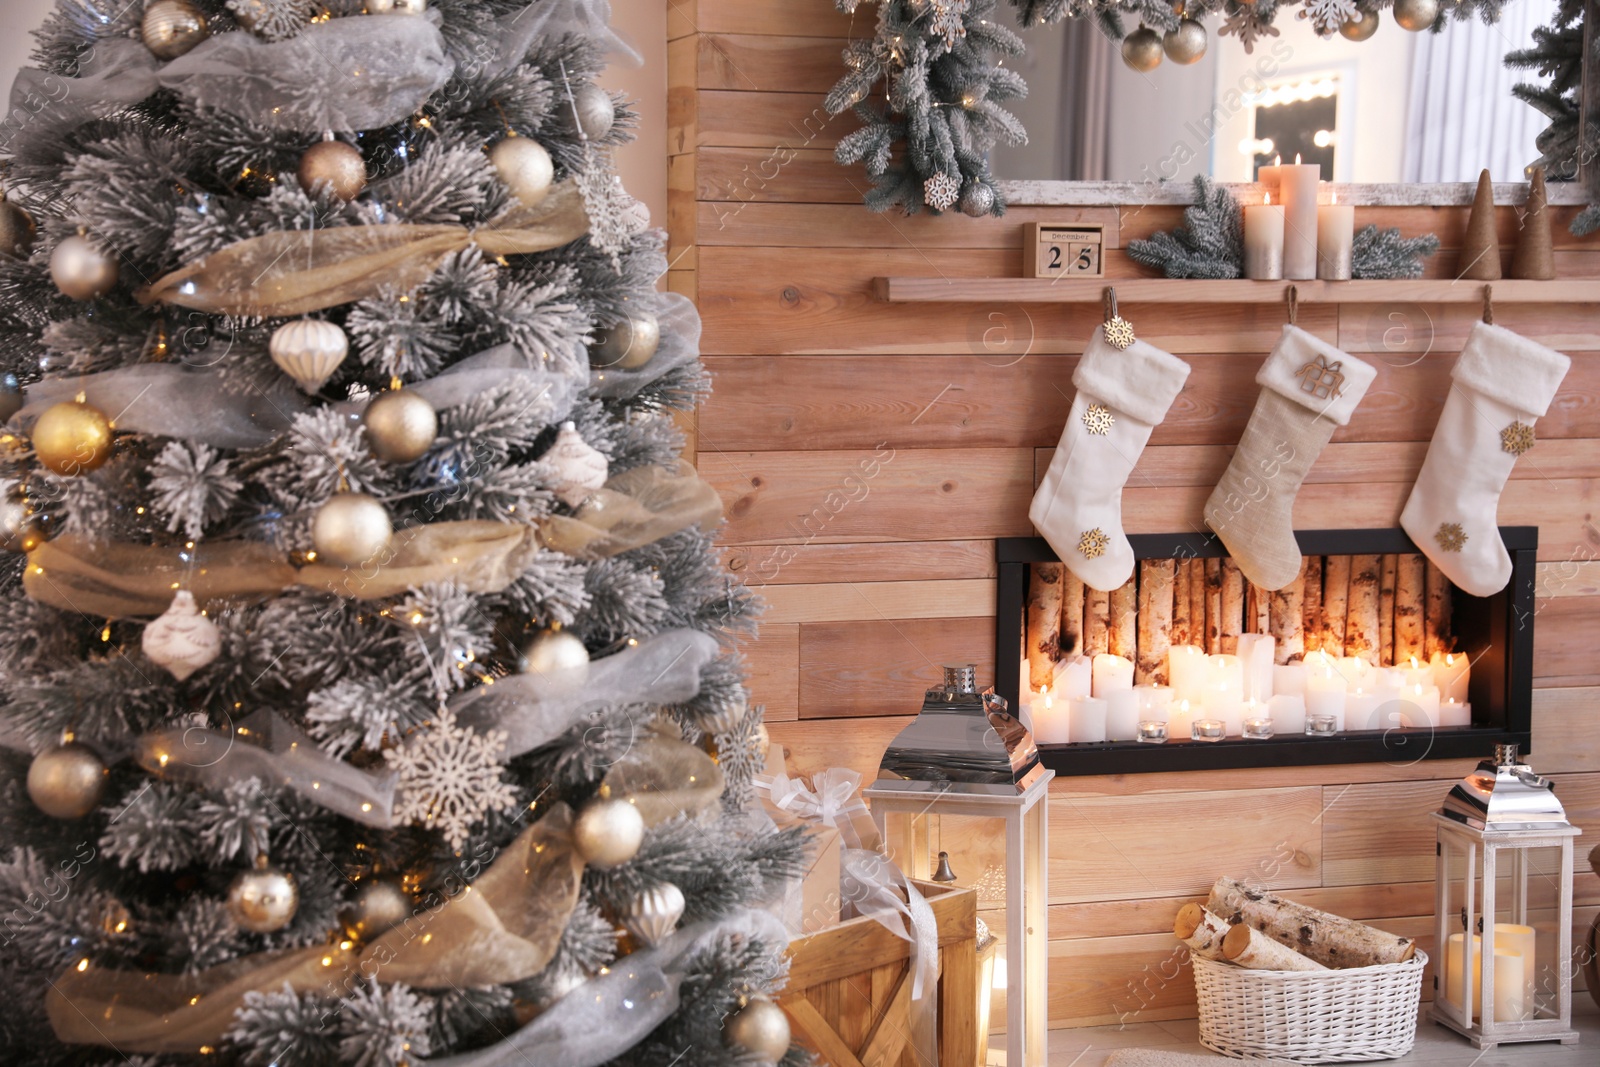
[{"xmin": 994, "ymin": 527, "xmax": 1536, "ymax": 774}]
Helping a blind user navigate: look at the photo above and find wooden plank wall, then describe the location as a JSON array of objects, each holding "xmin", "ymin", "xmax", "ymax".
[{"xmin": 667, "ymin": 0, "xmax": 1600, "ymax": 1029}]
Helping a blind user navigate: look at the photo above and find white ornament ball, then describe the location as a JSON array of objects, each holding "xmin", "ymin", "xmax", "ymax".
[
  {"xmin": 724, "ymin": 996, "xmax": 791, "ymax": 1062},
  {"xmin": 367, "ymin": 0, "xmax": 428, "ymax": 12},
  {"xmin": 572, "ymin": 797, "xmax": 644, "ymax": 869},
  {"xmin": 541, "ymin": 421, "xmax": 608, "ymax": 508},
  {"xmin": 622, "ymin": 881, "xmax": 685, "ymax": 948},
  {"xmin": 227, "ymin": 856, "xmax": 299, "ymax": 933},
  {"xmin": 554, "ymin": 83, "xmax": 616, "ymax": 141},
  {"xmin": 1163, "ymin": 18, "xmax": 1208, "ymax": 64},
  {"xmin": 141, "ymin": 590, "xmax": 221, "ymax": 681},
  {"xmin": 270, "ymin": 319, "xmax": 348, "ymax": 393},
  {"xmin": 1392, "ymin": 0, "xmax": 1439, "ymax": 31},
  {"xmin": 518, "ymin": 628, "xmax": 590, "ymax": 695},
  {"xmin": 489, "ymin": 135, "xmax": 555, "ymax": 206},
  {"xmin": 363, "ymin": 388, "xmax": 437, "ymax": 463},
  {"xmin": 312, "ymin": 492, "xmax": 392, "ymax": 566},
  {"xmin": 27, "ymin": 743, "xmax": 108, "ymax": 820},
  {"xmin": 590, "ymin": 313, "xmax": 661, "ymax": 370},
  {"xmin": 50, "ymin": 235, "xmax": 119, "ymax": 301},
  {"xmin": 1120, "ymin": 26, "xmax": 1164, "ymax": 72}
]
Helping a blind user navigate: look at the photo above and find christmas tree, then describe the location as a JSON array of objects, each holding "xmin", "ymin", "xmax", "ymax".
[{"xmin": 0, "ymin": 1, "xmax": 806, "ymax": 1064}]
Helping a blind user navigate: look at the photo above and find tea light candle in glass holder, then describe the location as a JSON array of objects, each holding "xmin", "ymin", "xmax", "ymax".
[
  {"xmin": 1191, "ymin": 718, "xmax": 1226, "ymax": 742},
  {"xmin": 1136, "ymin": 720, "xmax": 1169, "ymax": 744},
  {"xmin": 1306, "ymin": 713, "xmax": 1339, "ymax": 736},
  {"xmin": 1243, "ymin": 716, "xmax": 1275, "ymax": 739}
]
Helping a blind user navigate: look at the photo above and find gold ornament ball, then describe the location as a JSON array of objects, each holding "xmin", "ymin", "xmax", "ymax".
[
  {"xmin": 554, "ymin": 82, "xmax": 617, "ymax": 141},
  {"xmin": 488, "ymin": 135, "xmax": 555, "ymax": 206},
  {"xmin": 363, "ymin": 389, "xmax": 437, "ymax": 463},
  {"xmin": 228, "ymin": 857, "xmax": 299, "ymax": 933},
  {"xmin": 50, "ymin": 235, "xmax": 119, "ymax": 301},
  {"xmin": 33, "ymin": 400, "xmax": 114, "ymax": 477},
  {"xmin": 518, "ymin": 628, "xmax": 591, "ymax": 695},
  {"xmin": 1339, "ymin": 7, "xmax": 1380, "ymax": 40},
  {"xmin": 27, "ymin": 743, "xmax": 108, "ymax": 819},
  {"xmin": 0, "ymin": 199, "xmax": 36, "ymax": 259},
  {"xmin": 1121, "ymin": 26, "xmax": 1164, "ymax": 72},
  {"xmin": 367, "ymin": 0, "xmax": 428, "ymax": 12},
  {"xmin": 590, "ymin": 313, "xmax": 661, "ymax": 370},
  {"xmin": 572, "ymin": 797, "xmax": 644, "ymax": 869},
  {"xmin": 1392, "ymin": 0, "xmax": 1439, "ymax": 31},
  {"xmin": 344, "ymin": 878, "xmax": 412, "ymax": 940},
  {"xmin": 298, "ymin": 139, "xmax": 367, "ymax": 201},
  {"xmin": 142, "ymin": 0, "xmax": 210, "ymax": 60},
  {"xmin": 1163, "ymin": 18, "xmax": 1208, "ymax": 64},
  {"xmin": 723, "ymin": 997, "xmax": 791, "ymax": 1062},
  {"xmin": 312, "ymin": 492, "xmax": 392, "ymax": 566}
]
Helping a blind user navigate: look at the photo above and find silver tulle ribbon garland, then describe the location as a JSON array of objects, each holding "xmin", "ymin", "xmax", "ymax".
[
  {"xmin": 488, "ymin": 0, "xmax": 642, "ymax": 76},
  {"xmin": 588, "ymin": 292, "xmax": 702, "ymax": 401}
]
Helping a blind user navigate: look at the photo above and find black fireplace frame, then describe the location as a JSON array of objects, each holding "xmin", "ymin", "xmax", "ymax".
[{"xmin": 994, "ymin": 527, "xmax": 1537, "ymax": 775}]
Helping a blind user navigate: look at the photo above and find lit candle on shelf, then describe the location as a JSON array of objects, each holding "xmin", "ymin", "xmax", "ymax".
[
  {"xmin": 1272, "ymin": 663, "xmax": 1308, "ymax": 697},
  {"xmin": 1205, "ymin": 655, "xmax": 1245, "ymax": 735},
  {"xmin": 1316, "ymin": 188, "xmax": 1354, "ymax": 280},
  {"xmin": 1402, "ymin": 654, "xmax": 1433, "ymax": 689},
  {"xmin": 1305, "ymin": 665, "xmax": 1347, "ymax": 730},
  {"xmin": 1168, "ymin": 645, "xmax": 1209, "ymax": 704},
  {"xmin": 1279, "ymin": 154, "xmax": 1321, "ymax": 280},
  {"xmin": 1345, "ymin": 686, "xmax": 1379, "ymax": 731},
  {"xmin": 1373, "ymin": 667, "xmax": 1406, "ymax": 699},
  {"xmin": 1405, "ymin": 683, "xmax": 1440, "ymax": 727},
  {"xmin": 1303, "ymin": 648, "xmax": 1339, "ymax": 673},
  {"xmin": 1092, "ymin": 653, "xmax": 1134, "ymax": 698},
  {"xmin": 1168, "ymin": 698, "xmax": 1198, "ymax": 741},
  {"xmin": 1443, "ymin": 934, "xmax": 1527, "ymax": 1022},
  {"xmin": 1032, "ymin": 685, "xmax": 1069, "ymax": 744},
  {"xmin": 1432, "ymin": 651, "xmax": 1471, "ymax": 703},
  {"xmin": 1237, "ymin": 633, "xmax": 1276, "ymax": 703},
  {"xmin": 1134, "ymin": 684, "xmax": 1173, "ymax": 721},
  {"xmin": 1054, "ymin": 655, "xmax": 1093, "ymax": 700},
  {"xmin": 1106, "ymin": 689, "xmax": 1141, "ymax": 741},
  {"xmin": 1268, "ymin": 693, "xmax": 1308, "ymax": 734},
  {"xmin": 1069, "ymin": 696, "xmax": 1108, "ymax": 744},
  {"xmin": 1244, "ymin": 192, "xmax": 1285, "ymax": 280},
  {"xmin": 1439, "ymin": 698, "xmax": 1472, "ymax": 728},
  {"xmin": 1339, "ymin": 656, "xmax": 1372, "ymax": 691}
]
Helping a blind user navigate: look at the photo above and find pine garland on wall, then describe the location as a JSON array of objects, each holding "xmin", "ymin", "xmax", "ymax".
[{"xmin": 1506, "ymin": 0, "xmax": 1600, "ymax": 234}]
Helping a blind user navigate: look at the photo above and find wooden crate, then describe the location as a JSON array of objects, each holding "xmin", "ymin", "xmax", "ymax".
[{"xmin": 780, "ymin": 880, "xmax": 981, "ymax": 1067}]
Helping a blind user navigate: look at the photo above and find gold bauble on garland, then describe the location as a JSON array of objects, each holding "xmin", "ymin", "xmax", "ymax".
[
  {"xmin": 1392, "ymin": 0, "xmax": 1439, "ymax": 31},
  {"xmin": 227, "ymin": 855, "xmax": 299, "ymax": 933},
  {"xmin": 312, "ymin": 491, "xmax": 392, "ymax": 566},
  {"xmin": 589, "ymin": 312, "xmax": 661, "ymax": 370},
  {"xmin": 142, "ymin": 0, "xmax": 210, "ymax": 60},
  {"xmin": 553, "ymin": 82, "xmax": 616, "ymax": 142},
  {"xmin": 488, "ymin": 134, "xmax": 555, "ymax": 206},
  {"xmin": 344, "ymin": 878, "xmax": 412, "ymax": 941},
  {"xmin": 33, "ymin": 400, "xmax": 114, "ymax": 476},
  {"xmin": 362, "ymin": 388, "xmax": 437, "ymax": 463},
  {"xmin": 27, "ymin": 742, "xmax": 108, "ymax": 819},
  {"xmin": 572, "ymin": 797, "xmax": 644, "ymax": 869},
  {"xmin": 1163, "ymin": 18, "xmax": 1208, "ymax": 64},
  {"xmin": 297, "ymin": 137, "xmax": 367, "ymax": 201},
  {"xmin": 723, "ymin": 996, "xmax": 791, "ymax": 1063},
  {"xmin": 0, "ymin": 192, "xmax": 36, "ymax": 260},
  {"xmin": 1339, "ymin": 7, "xmax": 1381, "ymax": 40},
  {"xmin": 1121, "ymin": 25, "xmax": 1164, "ymax": 72},
  {"xmin": 50, "ymin": 234, "xmax": 119, "ymax": 301}
]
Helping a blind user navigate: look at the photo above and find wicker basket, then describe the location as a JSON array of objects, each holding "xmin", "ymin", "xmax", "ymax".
[{"xmin": 1193, "ymin": 950, "xmax": 1428, "ymax": 1063}]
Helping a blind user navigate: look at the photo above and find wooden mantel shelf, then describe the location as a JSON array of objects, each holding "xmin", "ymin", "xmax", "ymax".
[{"xmin": 872, "ymin": 277, "xmax": 1600, "ymax": 304}]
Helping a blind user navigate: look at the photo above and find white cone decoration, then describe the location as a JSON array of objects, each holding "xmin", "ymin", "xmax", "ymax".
[
  {"xmin": 142, "ymin": 590, "xmax": 221, "ymax": 680},
  {"xmin": 270, "ymin": 319, "xmax": 348, "ymax": 394},
  {"xmin": 542, "ymin": 421, "xmax": 608, "ymax": 507},
  {"xmin": 621, "ymin": 882, "xmax": 685, "ymax": 947}
]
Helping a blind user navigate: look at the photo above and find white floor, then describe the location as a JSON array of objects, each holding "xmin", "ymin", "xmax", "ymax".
[{"xmin": 987, "ymin": 999, "xmax": 1600, "ymax": 1067}]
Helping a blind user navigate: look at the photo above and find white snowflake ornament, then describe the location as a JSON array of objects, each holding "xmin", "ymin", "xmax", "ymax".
[
  {"xmin": 929, "ymin": 0, "xmax": 971, "ymax": 52},
  {"xmin": 142, "ymin": 590, "xmax": 221, "ymax": 681},
  {"xmin": 384, "ymin": 709, "xmax": 518, "ymax": 850},
  {"xmin": 1300, "ymin": 0, "xmax": 1357, "ymax": 37},
  {"xmin": 924, "ymin": 172, "xmax": 961, "ymax": 211},
  {"xmin": 1219, "ymin": 5, "xmax": 1280, "ymax": 52}
]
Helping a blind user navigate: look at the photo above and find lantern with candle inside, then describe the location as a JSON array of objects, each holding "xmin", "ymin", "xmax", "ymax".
[{"xmin": 1431, "ymin": 743, "xmax": 1580, "ymax": 1048}]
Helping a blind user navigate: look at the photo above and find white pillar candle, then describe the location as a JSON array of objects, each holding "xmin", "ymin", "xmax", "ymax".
[
  {"xmin": 1345, "ymin": 687, "xmax": 1379, "ymax": 732},
  {"xmin": 1069, "ymin": 696, "xmax": 1108, "ymax": 744},
  {"xmin": 1134, "ymin": 684, "xmax": 1173, "ymax": 721},
  {"xmin": 1272, "ymin": 663, "xmax": 1308, "ymax": 697},
  {"xmin": 1439, "ymin": 698, "xmax": 1472, "ymax": 728},
  {"xmin": 1167, "ymin": 698, "xmax": 1198, "ymax": 741},
  {"xmin": 1244, "ymin": 194, "xmax": 1285, "ymax": 280},
  {"xmin": 1444, "ymin": 935, "xmax": 1526, "ymax": 1021},
  {"xmin": 1316, "ymin": 189, "xmax": 1354, "ymax": 280},
  {"xmin": 1092, "ymin": 653, "xmax": 1134, "ymax": 698},
  {"xmin": 1054, "ymin": 655, "xmax": 1092, "ymax": 700},
  {"xmin": 1405, "ymin": 683, "xmax": 1440, "ymax": 727},
  {"xmin": 1204, "ymin": 656, "xmax": 1244, "ymax": 736},
  {"xmin": 1402, "ymin": 654, "xmax": 1433, "ymax": 689},
  {"xmin": 1031, "ymin": 688, "xmax": 1070, "ymax": 744},
  {"xmin": 1168, "ymin": 645, "xmax": 1209, "ymax": 704},
  {"xmin": 1237, "ymin": 633, "xmax": 1276, "ymax": 703},
  {"xmin": 1106, "ymin": 688, "xmax": 1141, "ymax": 741},
  {"xmin": 1208, "ymin": 654, "xmax": 1244, "ymax": 691},
  {"xmin": 1278, "ymin": 157, "xmax": 1320, "ymax": 280},
  {"xmin": 1339, "ymin": 656, "xmax": 1372, "ymax": 691},
  {"xmin": 1303, "ymin": 648, "xmax": 1339, "ymax": 673},
  {"xmin": 1305, "ymin": 665, "xmax": 1347, "ymax": 730},
  {"xmin": 1267, "ymin": 693, "xmax": 1307, "ymax": 734},
  {"xmin": 1496, "ymin": 923, "xmax": 1537, "ymax": 1017},
  {"xmin": 1373, "ymin": 667, "xmax": 1406, "ymax": 699},
  {"xmin": 1432, "ymin": 651, "xmax": 1471, "ymax": 703}
]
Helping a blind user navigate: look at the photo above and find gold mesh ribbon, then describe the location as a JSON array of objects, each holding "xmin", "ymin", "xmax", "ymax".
[
  {"xmin": 135, "ymin": 182, "xmax": 590, "ymax": 316},
  {"xmin": 538, "ymin": 464, "xmax": 725, "ymax": 559}
]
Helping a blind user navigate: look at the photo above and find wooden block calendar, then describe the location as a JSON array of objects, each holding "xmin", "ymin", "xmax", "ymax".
[{"xmin": 1024, "ymin": 222, "xmax": 1105, "ymax": 279}]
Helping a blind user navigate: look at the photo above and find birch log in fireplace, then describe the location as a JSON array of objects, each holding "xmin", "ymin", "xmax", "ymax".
[{"xmin": 995, "ymin": 528, "xmax": 1535, "ymax": 774}]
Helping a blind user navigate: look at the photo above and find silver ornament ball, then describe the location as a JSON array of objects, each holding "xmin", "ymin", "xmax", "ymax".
[
  {"xmin": 724, "ymin": 997, "xmax": 791, "ymax": 1062},
  {"xmin": 345, "ymin": 878, "xmax": 412, "ymax": 940},
  {"xmin": 1339, "ymin": 7, "xmax": 1381, "ymax": 40},
  {"xmin": 363, "ymin": 388, "xmax": 437, "ymax": 463},
  {"xmin": 312, "ymin": 492, "xmax": 392, "ymax": 566},
  {"xmin": 1392, "ymin": 0, "xmax": 1439, "ymax": 31},
  {"xmin": 518, "ymin": 628, "xmax": 591, "ymax": 695},
  {"xmin": 228, "ymin": 857, "xmax": 299, "ymax": 933},
  {"xmin": 589, "ymin": 313, "xmax": 661, "ymax": 370},
  {"xmin": 1121, "ymin": 26, "xmax": 1164, "ymax": 72},
  {"xmin": 0, "ymin": 487, "xmax": 40, "ymax": 554},
  {"xmin": 572, "ymin": 797, "xmax": 644, "ymax": 869},
  {"xmin": 1163, "ymin": 18, "xmax": 1208, "ymax": 64},
  {"xmin": 488, "ymin": 135, "xmax": 555, "ymax": 206},
  {"xmin": 959, "ymin": 182, "xmax": 996, "ymax": 217},
  {"xmin": 142, "ymin": 0, "xmax": 210, "ymax": 60},
  {"xmin": 367, "ymin": 0, "xmax": 428, "ymax": 12},
  {"xmin": 554, "ymin": 83, "xmax": 616, "ymax": 142},
  {"xmin": 50, "ymin": 235, "xmax": 118, "ymax": 301},
  {"xmin": 27, "ymin": 743, "xmax": 108, "ymax": 820}
]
